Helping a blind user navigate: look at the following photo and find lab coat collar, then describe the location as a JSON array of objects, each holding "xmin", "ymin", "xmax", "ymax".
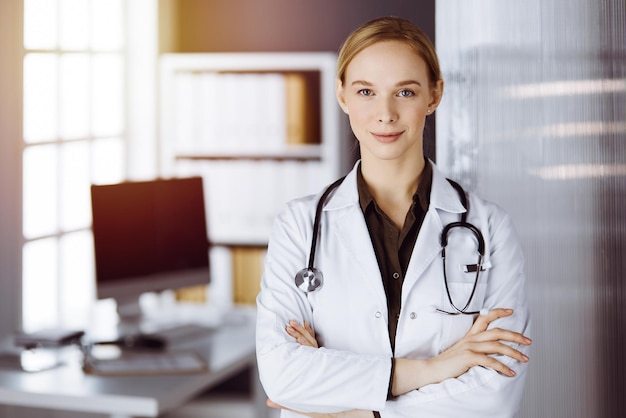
[
  {"xmin": 322, "ymin": 159, "xmax": 467, "ymax": 217},
  {"xmin": 321, "ymin": 160, "xmax": 360, "ymax": 212},
  {"xmin": 427, "ymin": 159, "xmax": 467, "ymax": 217}
]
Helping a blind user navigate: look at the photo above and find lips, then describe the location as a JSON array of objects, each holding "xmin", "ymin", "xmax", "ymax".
[{"xmin": 370, "ymin": 131, "xmax": 403, "ymax": 143}]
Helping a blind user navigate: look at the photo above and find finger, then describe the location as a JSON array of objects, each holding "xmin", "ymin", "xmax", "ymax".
[
  {"xmin": 475, "ymin": 328, "xmax": 532, "ymax": 346},
  {"xmin": 468, "ymin": 308, "xmax": 514, "ymax": 335},
  {"xmin": 290, "ymin": 320, "xmax": 318, "ymax": 347},
  {"xmin": 266, "ymin": 399, "xmax": 283, "ymax": 409},
  {"xmin": 469, "ymin": 340, "xmax": 530, "ymax": 364},
  {"xmin": 286, "ymin": 321, "xmax": 318, "ymax": 348},
  {"xmin": 285, "ymin": 324, "xmax": 308, "ymax": 343},
  {"xmin": 474, "ymin": 353, "xmax": 519, "ymax": 377}
]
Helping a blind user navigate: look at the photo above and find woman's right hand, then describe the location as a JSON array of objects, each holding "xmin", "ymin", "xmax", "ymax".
[{"xmin": 392, "ymin": 308, "xmax": 532, "ymax": 395}]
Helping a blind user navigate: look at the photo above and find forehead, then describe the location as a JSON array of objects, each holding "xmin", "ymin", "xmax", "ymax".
[{"xmin": 344, "ymin": 40, "xmax": 429, "ymax": 84}]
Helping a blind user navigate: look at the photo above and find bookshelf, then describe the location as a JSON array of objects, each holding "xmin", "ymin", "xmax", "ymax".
[{"xmin": 158, "ymin": 52, "xmax": 342, "ymax": 304}]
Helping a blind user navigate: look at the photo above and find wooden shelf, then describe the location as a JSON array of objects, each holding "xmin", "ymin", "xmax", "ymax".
[
  {"xmin": 210, "ymin": 241, "xmax": 268, "ymax": 249},
  {"xmin": 176, "ymin": 144, "xmax": 322, "ymax": 162}
]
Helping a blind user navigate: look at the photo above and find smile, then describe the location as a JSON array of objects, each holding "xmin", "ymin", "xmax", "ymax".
[{"xmin": 370, "ymin": 131, "xmax": 404, "ymax": 143}]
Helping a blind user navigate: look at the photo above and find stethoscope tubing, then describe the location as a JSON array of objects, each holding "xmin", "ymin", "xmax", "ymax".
[{"xmin": 306, "ymin": 176, "xmax": 346, "ymax": 270}]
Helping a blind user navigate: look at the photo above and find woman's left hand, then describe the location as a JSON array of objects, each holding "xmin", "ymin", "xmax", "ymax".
[{"xmin": 286, "ymin": 320, "xmax": 319, "ymax": 348}]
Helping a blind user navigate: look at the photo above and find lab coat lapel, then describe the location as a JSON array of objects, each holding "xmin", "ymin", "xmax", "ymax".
[
  {"xmin": 402, "ymin": 162, "xmax": 466, "ymax": 298},
  {"xmin": 324, "ymin": 164, "xmax": 387, "ymax": 307},
  {"xmin": 332, "ymin": 205, "xmax": 387, "ymax": 302},
  {"xmin": 401, "ymin": 209, "xmax": 443, "ymax": 296}
]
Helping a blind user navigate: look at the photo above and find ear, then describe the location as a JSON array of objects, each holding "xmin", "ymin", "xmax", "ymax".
[
  {"xmin": 428, "ymin": 79, "xmax": 444, "ymax": 111},
  {"xmin": 335, "ymin": 78, "xmax": 349, "ymax": 115}
]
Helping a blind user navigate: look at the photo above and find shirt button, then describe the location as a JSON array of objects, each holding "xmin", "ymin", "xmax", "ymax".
[
  {"xmin": 393, "ymin": 272, "xmax": 400, "ymax": 280},
  {"xmin": 375, "ymin": 311, "xmax": 382, "ymax": 318},
  {"xmin": 410, "ymin": 312, "xmax": 417, "ymax": 319}
]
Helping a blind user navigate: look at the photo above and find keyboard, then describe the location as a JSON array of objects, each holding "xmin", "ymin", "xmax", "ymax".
[
  {"xmin": 147, "ymin": 323, "xmax": 216, "ymax": 344},
  {"xmin": 83, "ymin": 351, "xmax": 208, "ymax": 376}
]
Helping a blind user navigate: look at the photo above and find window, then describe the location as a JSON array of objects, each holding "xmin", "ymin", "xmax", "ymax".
[{"xmin": 22, "ymin": 0, "xmax": 126, "ymax": 332}]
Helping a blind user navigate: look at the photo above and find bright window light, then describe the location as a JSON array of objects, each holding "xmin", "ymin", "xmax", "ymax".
[
  {"xmin": 23, "ymin": 0, "xmax": 58, "ymax": 50},
  {"xmin": 92, "ymin": 0, "xmax": 124, "ymax": 51},
  {"xmin": 60, "ymin": 141, "xmax": 91, "ymax": 231},
  {"xmin": 23, "ymin": 145, "xmax": 58, "ymax": 239},
  {"xmin": 92, "ymin": 54, "xmax": 124, "ymax": 137},
  {"xmin": 23, "ymin": 0, "xmax": 128, "ymax": 331},
  {"xmin": 23, "ymin": 238, "xmax": 58, "ymax": 332},
  {"xmin": 23, "ymin": 54, "xmax": 58, "ymax": 143},
  {"xmin": 59, "ymin": 0, "xmax": 90, "ymax": 50},
  {"xmin": 92, "ymin": 137, "xmax": 125, "ymax": 185},
  {"xmin": 60, "ymin": 53, "xmax": 90, "ymax": 140}
]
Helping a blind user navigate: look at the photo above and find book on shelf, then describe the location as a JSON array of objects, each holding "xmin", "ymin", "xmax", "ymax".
[
  {"xmin": 231, "ymin": 246, "xmax": 267, "ymax": 305},
  {"xmin": 170, "ymin": 70, "xmax": 320, "ymax": 154}
]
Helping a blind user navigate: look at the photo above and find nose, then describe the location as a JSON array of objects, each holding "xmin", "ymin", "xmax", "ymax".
[{"xmin": 378, "ymin": 97, "xmax": 398, "ymax": 123}]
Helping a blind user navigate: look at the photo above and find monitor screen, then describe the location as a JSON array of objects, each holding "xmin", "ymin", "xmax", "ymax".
[{"xmin": 90, "ymin": 177, "xmax": 210, "ymax": 312}]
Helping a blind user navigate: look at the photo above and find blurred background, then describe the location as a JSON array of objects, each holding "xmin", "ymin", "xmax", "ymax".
[{"xmin": 0, "ymin": 0, "xmax": 624, "ymax": 417}]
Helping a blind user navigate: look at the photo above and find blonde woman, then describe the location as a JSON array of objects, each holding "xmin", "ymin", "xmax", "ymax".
[{"xmin": 256, "ymin": 16, "xmax": 531, "ymax": 418}]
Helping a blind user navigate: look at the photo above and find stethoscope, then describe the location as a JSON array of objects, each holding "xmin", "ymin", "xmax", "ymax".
[{"xmin": 294, "ymin": 176, "xmax": 486, "ymax": 316}]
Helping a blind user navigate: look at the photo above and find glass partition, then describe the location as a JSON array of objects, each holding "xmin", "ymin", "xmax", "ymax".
[{"xmin": 436, "ymin": 0, "xmax": 625, "ymax": 416}]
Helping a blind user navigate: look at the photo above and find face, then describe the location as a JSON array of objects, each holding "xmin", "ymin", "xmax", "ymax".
[{"xmin": 337, "ymin": 40, "xmax": 443, "ymax": 164}]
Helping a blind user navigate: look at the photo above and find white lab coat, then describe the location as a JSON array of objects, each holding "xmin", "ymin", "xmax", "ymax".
[{"xmin": 256, "ymin": 160, "xmax": 531, "ymax": 418}]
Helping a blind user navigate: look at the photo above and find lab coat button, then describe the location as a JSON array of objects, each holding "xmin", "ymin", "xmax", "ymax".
[
  {"xmin": 375, "ymin": 311, "xmax": 382, "ymax": 318},
  {"xmin": 410, "ymin": 312, "xmax": 417, "ymax": 319}
]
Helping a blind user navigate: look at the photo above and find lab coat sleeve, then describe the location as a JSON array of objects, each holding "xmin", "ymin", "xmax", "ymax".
[
  {"xmin": 256, "ymin": 199, "xmax": 391, "ymax": 414},
  {"xmin": 381, "ymin": 208, "xmax": 531, "ymax": 418}
]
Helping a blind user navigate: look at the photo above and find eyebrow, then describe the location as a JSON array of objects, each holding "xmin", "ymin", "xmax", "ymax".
[{"xmin": 351, "ymin": 80, "xmax": 423, "ymax": 87}]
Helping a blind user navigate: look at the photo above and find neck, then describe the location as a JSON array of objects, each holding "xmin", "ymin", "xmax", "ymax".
[{"xmin": 360, "ymin": 155, "xmax": 426, "ymax": 221}]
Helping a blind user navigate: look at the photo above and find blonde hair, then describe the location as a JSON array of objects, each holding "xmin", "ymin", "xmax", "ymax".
[{"xmin": 337, "ymin": 16, "xmax": 442, "ymax": 87}]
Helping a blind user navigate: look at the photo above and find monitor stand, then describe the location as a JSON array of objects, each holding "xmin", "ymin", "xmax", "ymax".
[
  {"xmin": 112, "ymin": 293, "xmax": 221, "ymax": 342},
  {"xmin": 113, "ymin": 295, "xmax": 146, "ymax": 336},
  {"xmin": 116, "ymin": 296, "xmax": 143, "ymax": 320}
]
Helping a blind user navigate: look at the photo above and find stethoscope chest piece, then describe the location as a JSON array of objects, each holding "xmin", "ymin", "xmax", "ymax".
[{"xmin": 295, "ymin": 267, "xmax": 323, "ymax": 293}]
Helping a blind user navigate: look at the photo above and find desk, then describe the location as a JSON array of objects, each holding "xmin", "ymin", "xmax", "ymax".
[{"xmin": 0, "ymin": 308, "xmax": 268, "ymax": 418}]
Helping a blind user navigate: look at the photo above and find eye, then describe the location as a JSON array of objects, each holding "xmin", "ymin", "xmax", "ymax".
[
  {"xmin": 357, "ymin": 88, "xmax": 373, "ymax": 97},
  {"xmin": 398, "ymin": 89, "xmax": 415, "ymax": 97}
]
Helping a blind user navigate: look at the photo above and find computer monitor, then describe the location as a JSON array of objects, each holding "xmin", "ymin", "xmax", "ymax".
[{"xmin": 90, "ymin": 176, "xmax": 210, "ymax": 321}]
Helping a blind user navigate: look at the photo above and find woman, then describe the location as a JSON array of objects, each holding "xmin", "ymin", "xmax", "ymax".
[{"xmin": 256, "ymin": 16, "xmax": 531, "ymax": 418}]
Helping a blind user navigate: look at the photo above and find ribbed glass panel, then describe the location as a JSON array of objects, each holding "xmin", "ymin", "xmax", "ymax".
[{"xmin": 436, "ymin": 1, "xmax": 625, "ymax": 417}]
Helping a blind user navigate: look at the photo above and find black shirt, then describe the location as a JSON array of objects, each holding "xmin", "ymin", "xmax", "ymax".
[{"xmin": 356, "ymin": 162, "xmax": 432, "ymax": 353}]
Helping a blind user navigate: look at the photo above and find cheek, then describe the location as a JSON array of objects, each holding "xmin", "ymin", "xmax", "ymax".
[
  {"xmin": 404, "ymin": 105, "xmax": 429, "ymax": 125},
  {"xmin": 345, "ymin": 108, "xmax": 367, "ymax": 130},
  {"xmin": 346, "ymin": 102, "xmax": 372, "ymax": 125}
]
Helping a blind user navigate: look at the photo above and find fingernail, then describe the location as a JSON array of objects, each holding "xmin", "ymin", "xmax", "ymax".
[
  {"xmin": 522, "ymin": 354, "xmax": 529, "ymax": 362},
  {"xmin": 508, "ymin": 369, "xmax": 516, "ymax": 377}
]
